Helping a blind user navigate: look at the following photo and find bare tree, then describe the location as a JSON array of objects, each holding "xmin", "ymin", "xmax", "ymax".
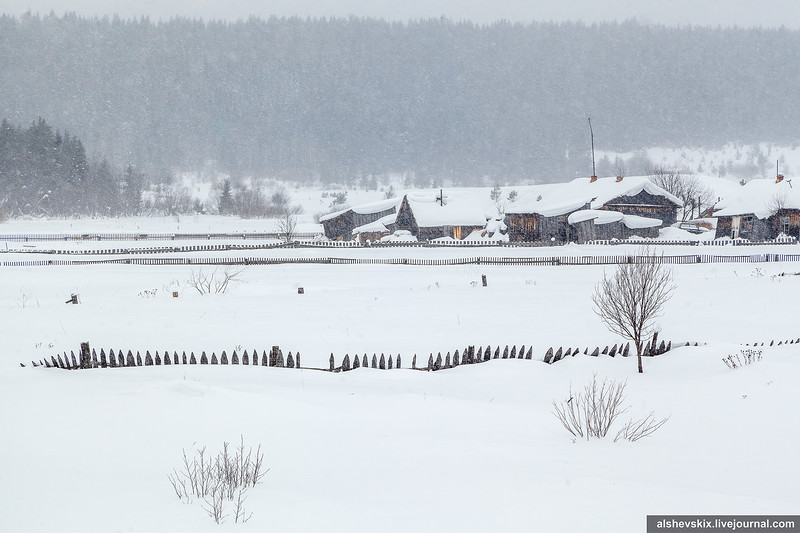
[
  {"xmin": 591, "ymin": 252, "xmax": 676, "ymax": 373},
  {"xmin": 277, "ymin": 206, "xmax": 299, "ymax": 242},
  {"xmin": 648, "ymin": 165, "xmax": 714, "ymax": 220},
  {"xmin": 768, "ymin": 191, "xmax": 789, "ymax": 217}
]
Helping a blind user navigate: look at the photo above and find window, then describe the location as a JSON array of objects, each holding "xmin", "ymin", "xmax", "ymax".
[
  {"xmin": 742, "ymin": 215, "xmax": 754, "ymax": 231},
  {"xmin": 780, "ymin": 216, "xmax": 790, "ymax": 235}
]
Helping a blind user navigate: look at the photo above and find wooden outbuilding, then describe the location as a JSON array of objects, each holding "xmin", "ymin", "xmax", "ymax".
[
  {"xmin": 319, "ymin": 198, "xmax": 400, "ymax": 241},
  {"xmin": 505, "ymin": 176, "xmax": 681, "ymax": 243},
  {"xmin": 393, "ymin": 194, "xmax": 489, "ymax": 241},
  {"xmin": 713, "ymin": 175, "xmax": 800, "ymax": 240}
]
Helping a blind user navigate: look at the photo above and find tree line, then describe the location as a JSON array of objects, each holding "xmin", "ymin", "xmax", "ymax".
[
  {"xmin": 0, "ymin": 117, "xmax": 138, "ymax": 218},
  {"xmin": 1, "ymin": 13, "xmax": 798, "ymax": 186},
  {"xmin": 0, "ymin": 117, "xmax": 308, "ymax": 219}
]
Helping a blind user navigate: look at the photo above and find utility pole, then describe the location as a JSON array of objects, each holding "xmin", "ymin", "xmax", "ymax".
[{"xmin": 588, "ymin": 117, "xmax": 597, "ymax": 178}]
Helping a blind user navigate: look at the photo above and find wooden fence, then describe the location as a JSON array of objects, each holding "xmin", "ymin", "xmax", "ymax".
[
  {"xmin": 2, "ymin": 231, "xmax": 796, "ymax": 248},
  {"xmin": 0, "ymin": 232, "xmax": 319, "ymax": 242},
  {"xmin": 5, "ymin": 253, "xmax": 800, "ymax": 268},
  {"xmin": 21, "ymin": 335, "xmax": 800, "ymax": 370}
]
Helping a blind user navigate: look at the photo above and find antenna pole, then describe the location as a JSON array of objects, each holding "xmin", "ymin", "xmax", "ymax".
[{"xmin": 588, "ymin": 117, "xmax": 596, "ymax": 177}]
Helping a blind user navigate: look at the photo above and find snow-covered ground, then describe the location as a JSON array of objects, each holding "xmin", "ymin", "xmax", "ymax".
[{"xmin": 1, "ymin": 215, "xmax": 799, "ymax": 532}]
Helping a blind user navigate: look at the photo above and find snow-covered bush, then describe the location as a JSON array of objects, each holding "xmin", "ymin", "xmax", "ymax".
[
  {"xmin": 552, "ymin": 375, "xmax": 669, "ymax": 443},
  {"xmin": 168, "ymin": 437, "xmax": 268, "ymax": 524}
]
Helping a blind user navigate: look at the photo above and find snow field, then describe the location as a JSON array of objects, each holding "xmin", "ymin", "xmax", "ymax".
[{"xmin": 1, "ymin": 248, "xmax": 799, "ymax": 532}]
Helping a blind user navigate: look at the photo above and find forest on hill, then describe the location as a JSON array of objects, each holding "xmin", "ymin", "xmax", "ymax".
[{"xmin": 1, "ymin": 13, "xmax": 798, "ymax": 185}]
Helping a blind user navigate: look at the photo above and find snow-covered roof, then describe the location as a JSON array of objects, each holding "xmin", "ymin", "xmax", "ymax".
[
  {"xmin": 403, "ymin": 194, "xmax": 490, "ymax": 227},
  {"xmin": 506, "ymin": 176, "xmax": 682, "ymax": 217},
  {"xmin": 352, "ymin": 213, "xmax": 396, "ymax": 234},
  {"xmin": 567, "ymin": 209, "xmax": 663, "ymax": 229},
  {"xmin": 712, "ymin": 178, "xmax": 800, "ymax": 219},
  {"xmin": 319, "ymin": 197, "xmax": 401, "ymax": 222},
  {"xmin": 621, "ymin": 214, "xmax": 664, "ymax": 229}
]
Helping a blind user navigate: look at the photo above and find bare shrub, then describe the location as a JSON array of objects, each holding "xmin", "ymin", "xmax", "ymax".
[
  {"xmin": 168, "ymin": 437, "xmax": 267, "ymax": 524},
  {"xmin": 614, "ymin": 413, "xmax": 671, "ymax": 442},
  {"xmin": 187, "ymin": 267, "xmax": 244, "ymax": 295},
  {"xmin": 553, "ymin": 375, "xmax": 669, "ymax": 442},
  {"xmin": 552, "ymin": 375, "xmax": 628, "ymax": 440},
  {"xmin": 722, "ymin": 348, "xmax": 763, "ymax": 369}
]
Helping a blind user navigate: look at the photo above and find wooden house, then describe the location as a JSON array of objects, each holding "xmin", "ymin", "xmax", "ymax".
[
  {"xmin": 393, "ymin": 194, "xmax": 489, "ymax": 241},
  {"xmin": 504, "ymin": 176, "xmax": 681, "ymax": 243},
  {"xmin": 319, "ymin": 198, "xmax": 400, "ymax": 241},
  {"xmin": 713, "ymin": 175, "xmax": 800, "ymax": 240},
  {"xmin": 567, "ymin": 209, "xmax": 663, "ymax": 243}
]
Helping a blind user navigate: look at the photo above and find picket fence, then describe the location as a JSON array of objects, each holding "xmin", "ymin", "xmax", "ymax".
[
  {"xmin": 2, "ymin": 231, "xmax": 796, "ymax": 248},
  {"xmin": 5, "ymin": 252, "xmax": 800, "ymax": 268},
  {"xmin": 0, "ymin": 232, "xmax": 319, "ymax": 242}
]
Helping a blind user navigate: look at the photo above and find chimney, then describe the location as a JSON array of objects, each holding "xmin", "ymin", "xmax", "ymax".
[
  {"xmin": 590, "ymin": 175, "xmax": 598, "ymax": 183},
  {"xmin": 777, "ymin": 174, "xmax": 784, "ymax": 184},
  {"xmin": 616, "ymin": 176, "xmax": 623, "ymax": 182}
]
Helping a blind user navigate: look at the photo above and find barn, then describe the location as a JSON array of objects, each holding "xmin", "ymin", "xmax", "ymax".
[
  {"xmin": 713, "ymin": 175, "xmax": 800, "ymax": 240},
  {"xmin": 319, "ymin": 198, "xmax": 401, "ymax": 241},
  {"xmin": 504, "ymin": 176, "xmax": 681, "ymax": 243},
  {"xmin": 393, "ymin": 194, "xmax": 490, "ymax": 241}
]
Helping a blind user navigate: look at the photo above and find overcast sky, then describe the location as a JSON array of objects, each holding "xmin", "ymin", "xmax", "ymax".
[{"xmin": 3, "ymin": 0, "xmax": 800, "ymax": 28}]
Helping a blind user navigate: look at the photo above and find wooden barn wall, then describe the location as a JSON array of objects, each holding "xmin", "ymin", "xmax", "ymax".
[
  {"xmin": 505, "ymin": 214, "xmax": 539, "ymax": 242},
  {"xmin": 393, "ymin": 198, "xmax": 419, "ymax": 236},
  {"xmin": 322, "ymin": 211, "xmax": 355, "ymax": 240},
  {"xmin": 602, "ymin": 191, "xmax": 678, "ymax": 225}
]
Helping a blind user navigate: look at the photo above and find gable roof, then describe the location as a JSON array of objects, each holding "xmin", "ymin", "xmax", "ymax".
[
  {"xmin": 401, "ymin": 193, "xmax": 490, "ymax": 227},
  {"xmin": 506, "ymin": 176, "xmax": 682, "ymax": 217},
  {"xmin": 319, "ymin": 197, "xmax": 401, "ymax": 223},
  {"xmin": 712, "ymin": 178, "xmax": 800, "ymax": 219}
]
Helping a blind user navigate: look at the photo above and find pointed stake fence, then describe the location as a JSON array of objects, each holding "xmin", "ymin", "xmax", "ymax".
[{"xmin": 30, "ymin": 334, "xmax": 793, "ymax": 373}]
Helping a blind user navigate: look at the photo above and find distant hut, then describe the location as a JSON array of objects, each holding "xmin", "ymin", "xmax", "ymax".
[
  {"xmin": 505, "ymin": 176, "xmax": 681, "ymax": 243},
  {"xmin": 319, "ymin": 198, "xmax": 400, "ymax": 241},
  {"xmin": 393, "ymin": 193, "xmax": 489, "ymax": 241},
  {"xmin": 713, "ymin": 175, "xmax": 800, "ymax": 240}
]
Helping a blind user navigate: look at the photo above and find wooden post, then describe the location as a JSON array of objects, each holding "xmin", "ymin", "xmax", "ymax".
[
  {"xmin": 271, "ymin": 346, "xmax": 280, "ymax": 367},
  {"xmin": 79, "ymin": 342, "xmax": 91, "ymax": 369},
  {"xmin": 481, "ymin": 274, "xmax": 487, "ymax": 287}
]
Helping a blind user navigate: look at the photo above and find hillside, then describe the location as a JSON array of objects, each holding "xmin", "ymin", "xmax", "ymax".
[{"xmin": 1, "ymin": 14, "xmax": 799, "ymax": 183}]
